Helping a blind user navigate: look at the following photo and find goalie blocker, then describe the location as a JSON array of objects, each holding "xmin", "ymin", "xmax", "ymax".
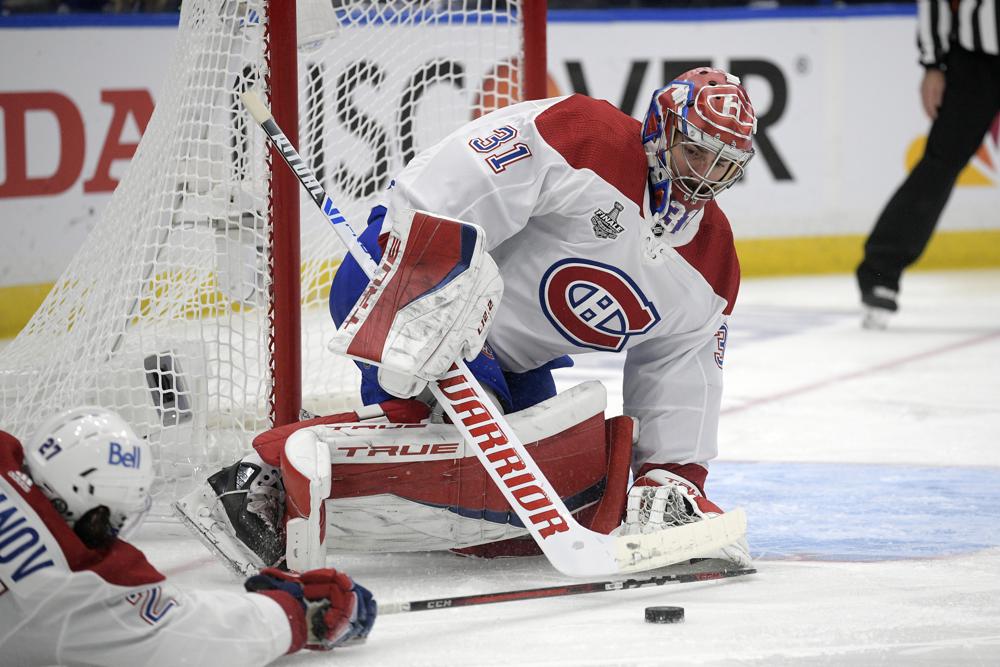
[{"xmin": 327, "ymin": 208, "xmax": 503, "ymax": 399}]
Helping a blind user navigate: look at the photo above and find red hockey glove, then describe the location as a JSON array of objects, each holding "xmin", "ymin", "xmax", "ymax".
[{"xmin": 245, "ymin": 567, "xmax": 377, "ymax": 652}]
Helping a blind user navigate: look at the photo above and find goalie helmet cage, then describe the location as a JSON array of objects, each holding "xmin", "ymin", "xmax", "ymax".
[{"xmin": 0, "ymin": 0, "xmax": 547, "ymax": 512}]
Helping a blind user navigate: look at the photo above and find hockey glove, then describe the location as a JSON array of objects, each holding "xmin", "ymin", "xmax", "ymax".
[
  {"xmin": 623, "ymin": 466, "xmax": 752, "ymax": 568},
  {"xmin": 328, "ymin": 209, "xmax": 503, "ymax": 398},
  {"xmin": 245, "ymin": 567, "xmax": 376, "ymax": 651}
]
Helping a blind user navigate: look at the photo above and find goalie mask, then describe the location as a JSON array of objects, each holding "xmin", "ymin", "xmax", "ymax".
[
  {"xmin": 642, "ymin": 67, "xmax": 757, "ymax": 237},
  {"xmin": 26, "ymin": 407, "xmax": 154, "ymax": 545}
]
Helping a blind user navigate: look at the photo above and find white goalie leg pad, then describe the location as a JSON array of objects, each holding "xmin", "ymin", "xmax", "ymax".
[
  {"xmin": 324, "ymin": 494, "xmax": 531, "ymax": 553},
  {"xmin": 309, "ymin": 381, "xmax": 618, "ymax": 553},
  {"xmin": 283, "ymin": 429, "xmax": 332, "ymax": 572}
]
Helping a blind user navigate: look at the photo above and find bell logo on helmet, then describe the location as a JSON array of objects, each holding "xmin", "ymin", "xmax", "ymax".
[
  {"xmin": 26, "ymin": 407, "xmax": 155, "ymax": 542},
  {"xmin": 108, "ymin": 442, "xmax": 141, "ymax": 469}
]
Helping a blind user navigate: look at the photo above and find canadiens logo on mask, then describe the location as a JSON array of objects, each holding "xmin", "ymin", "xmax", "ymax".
[
  {"xmin": 540, "ymin": 259, "xmax": 660, "ymax": 352},
  {"xmin": 642, "ymin": 67, "xmax": 756, "ymax": 239}
]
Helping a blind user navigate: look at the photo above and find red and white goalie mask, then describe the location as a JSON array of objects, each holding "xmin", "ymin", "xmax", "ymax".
[{"xmin": 642, "ymin": 67, "xmax": 757, "ymax": 237}]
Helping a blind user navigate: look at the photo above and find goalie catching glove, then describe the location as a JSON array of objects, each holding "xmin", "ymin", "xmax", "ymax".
[
  {"xmin": 623, "ymin": 465, "xmax": 751, "ymax": 568},
  {"xmin": 328, "ymin": 208, "xmax": 503, "ymax": 398},
  {"xmin": 245, "ymin": 567, "xmax": 376, "ymax": 652}
]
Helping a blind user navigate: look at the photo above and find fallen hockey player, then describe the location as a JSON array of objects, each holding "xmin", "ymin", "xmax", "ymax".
[
  {"xmin": 0, "ymin": 407, "xmax": 375, "ymax": 665},
  {"xmin": 176, "ymin": 67, "xmax": 756, "ymax": 576}
]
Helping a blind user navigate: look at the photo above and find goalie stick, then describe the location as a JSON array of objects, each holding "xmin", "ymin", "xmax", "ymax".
[
  {"xmin": 241, "ymin": 90, "xmax": 747, "ymax": 577},
  {"xmin": 378, "ymin": 566, "xmax": 756, "ymax": 615}
]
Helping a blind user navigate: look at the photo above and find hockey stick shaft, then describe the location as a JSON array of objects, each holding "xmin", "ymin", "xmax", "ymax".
[
  {"xmin": 379, "ymin": 567, "xmax": 756, "ymax": 615},
  {"xmin": 241, "ymin": 90, "xmax": 747, "ymax": 577},
  {"xmin": 241, "ymin": 92, "xmax": 379, "ymax": 277}
]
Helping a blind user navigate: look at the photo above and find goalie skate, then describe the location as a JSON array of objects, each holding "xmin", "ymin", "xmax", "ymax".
[{"xmin": 173, "ymin": 454, "xmax": 285, "ymax": 578}]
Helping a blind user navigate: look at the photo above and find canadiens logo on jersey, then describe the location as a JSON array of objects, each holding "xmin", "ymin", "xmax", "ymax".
[
  {"xmin": 591, "ymin": 202, "xmax": 625, "ymax": 239},
  {"xmin": 540, "ymin": 259, "xmax": 660, "ymax": 352}
]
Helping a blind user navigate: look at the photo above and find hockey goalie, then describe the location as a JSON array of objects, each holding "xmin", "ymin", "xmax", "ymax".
[{"xmin": 176, "ymin": 67, "xmax": 755, "ymax": 575}]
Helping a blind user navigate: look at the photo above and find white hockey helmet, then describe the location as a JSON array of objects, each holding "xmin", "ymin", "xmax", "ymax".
[{"xmin": 26, "ymin": 407, "xmax": 154, "ymax": 539}]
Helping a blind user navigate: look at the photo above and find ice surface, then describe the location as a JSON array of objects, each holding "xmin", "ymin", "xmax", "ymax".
[{"xmin": 135, "ymin": 269, "xmax": 1000, "ymax": 665}]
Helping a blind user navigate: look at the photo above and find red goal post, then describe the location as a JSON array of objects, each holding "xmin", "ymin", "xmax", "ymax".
[
  {"xmin": 0, "ymin": 0, "xmax": 548, "ymax": 509},
  {"xmin": 267, "ymin": 1, "xmax": 548, "ymax": 429}
]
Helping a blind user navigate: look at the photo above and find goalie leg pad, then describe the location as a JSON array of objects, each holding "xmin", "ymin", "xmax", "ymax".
[
  {"xmin": 251, "ymin": 382, "xmax": 632, "ymax": 556},
  {"xmin": 318, "ymin": 382, "xmax": 634, "ymax": 554},
  {"xmin": 454, "ymin": 414, "xmax": 633, "ymax": 558},
  {"xmin": 252, "ymin": 399, "xmax": 431, "ymax": 467},
  {"xmin": 283, "ymin": 429, "xmax": 332, "ymax": 572},
  {"xmin": 254, "ymin": 400, "xmax": 429, "ymax": 570}
]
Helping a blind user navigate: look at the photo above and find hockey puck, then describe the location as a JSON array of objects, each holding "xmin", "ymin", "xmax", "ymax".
[{"xmin": 645, "ymin": 605, "xmax": 684, "ymax": 624}]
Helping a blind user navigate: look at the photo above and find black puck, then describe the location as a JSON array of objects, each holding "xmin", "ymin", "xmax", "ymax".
[{"xmin": 645, "ymin": 605, "xmax": 684, "ymax": 624}]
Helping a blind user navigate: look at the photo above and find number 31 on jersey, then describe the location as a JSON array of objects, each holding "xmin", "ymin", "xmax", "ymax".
[{"xmin": 468, "ymin": 125, "xmax": 532, "ymax": 173}]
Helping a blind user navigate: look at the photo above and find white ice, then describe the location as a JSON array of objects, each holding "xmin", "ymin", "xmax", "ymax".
[{"xmin": 135, "ymin": 269, "xmax": 1000, "ymax": 666}]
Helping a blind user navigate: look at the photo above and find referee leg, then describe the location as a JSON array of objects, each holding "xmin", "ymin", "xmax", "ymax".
[{"xmin": 858, "ymin": 47, "xmax": 1000, "ymax": 296}]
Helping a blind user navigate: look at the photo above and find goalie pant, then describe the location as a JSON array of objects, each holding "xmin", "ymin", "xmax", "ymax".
[
  {"xmin": 253, "ymin": 381, "xmax": 634, "ymax": 556},
  {"xmin": 0, "ymin": 432, "xmax": 300, "ymax": 667}
]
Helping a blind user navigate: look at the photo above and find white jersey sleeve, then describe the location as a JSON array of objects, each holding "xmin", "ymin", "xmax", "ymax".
[
  {"xmin": 623, "ymin": 316, "xmax": 729, "ymax": 468},
  {"xmin": 0, "ymin": 434, "xmax": 292, "ymax": 667},
  {"xmin": 622, "ymin": 203, "xmax": 739, "ymax": 470}
]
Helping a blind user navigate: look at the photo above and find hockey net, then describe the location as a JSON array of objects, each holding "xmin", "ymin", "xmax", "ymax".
[{"xmin": 0, "ymin": 0, "xmax": 545, "ymax": 510}]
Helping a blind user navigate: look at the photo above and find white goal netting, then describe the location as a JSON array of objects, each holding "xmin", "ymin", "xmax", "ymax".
[{"xmin": 0, "ymin": 0, "xmax": 535, "ymax": 509}]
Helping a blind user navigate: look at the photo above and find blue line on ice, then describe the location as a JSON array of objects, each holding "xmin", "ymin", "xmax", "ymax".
[{"xmin": 710, "ymin": 461, "xmax": 1000, "ymax": 561}]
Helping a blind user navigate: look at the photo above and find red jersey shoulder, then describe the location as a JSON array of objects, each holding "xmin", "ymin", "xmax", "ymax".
[
  {"xmin": 534, "ymin": 95, "xmax": 647, "ymax": 211},
  {"xmin": 0, "ymin": 429, "xmax": 165, "ymax": 588},
  {"xmin": 673, "ymin": 201, "xmax": 741, "ymax": 315}
]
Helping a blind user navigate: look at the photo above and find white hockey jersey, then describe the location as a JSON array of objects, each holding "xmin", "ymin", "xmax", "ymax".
[
  {"xmin": 382, "ymin": 94, "xmax": 739, "ymax": 470},
  {"xmin": 0, "ymin": 432, "xmax": 294, "ymax": 667}
]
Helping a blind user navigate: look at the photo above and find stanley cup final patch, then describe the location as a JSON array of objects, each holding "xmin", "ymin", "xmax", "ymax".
[{"xmin": 591, "ymin": 202, "xmax": 625, "ymax": 240}]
